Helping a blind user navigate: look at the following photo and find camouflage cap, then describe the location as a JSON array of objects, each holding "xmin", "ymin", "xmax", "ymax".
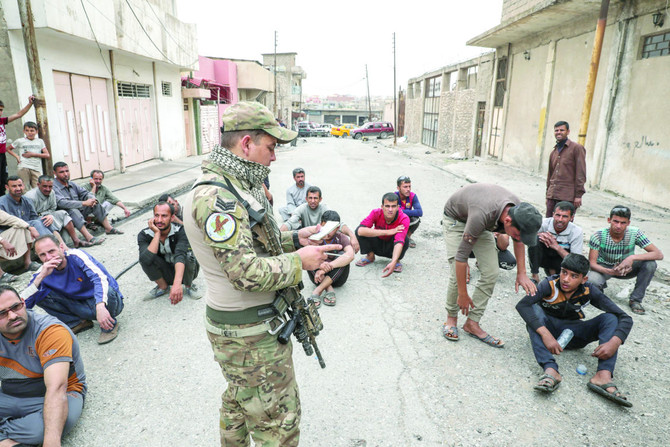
[{"xmin": 221, "ymin": 101, "xmax": 298, "ymax": 144}]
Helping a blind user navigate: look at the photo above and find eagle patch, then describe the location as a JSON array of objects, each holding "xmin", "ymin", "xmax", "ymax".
[{"xmin": 206, "ymin": 212, "xmax": 237, "ymax": 243}]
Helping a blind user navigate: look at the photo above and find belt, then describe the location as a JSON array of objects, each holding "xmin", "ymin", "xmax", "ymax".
[
  {"xmin": 205, "ymin": 315, "xmax": 285, "ymax": 338},
  {"xmin": 206, "ymin": 304, "xmax": 274, "ymax": 325}
]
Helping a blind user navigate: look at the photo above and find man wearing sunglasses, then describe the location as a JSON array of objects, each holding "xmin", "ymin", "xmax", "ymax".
[{"xmin": 0, "ymin": 286, "xmax": 86, "ymax": 446}]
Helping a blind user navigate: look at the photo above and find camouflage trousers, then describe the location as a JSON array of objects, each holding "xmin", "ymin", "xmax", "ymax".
[{"xmin": 207, "ymin": 318, "xmax": 301, "ymax": 447}]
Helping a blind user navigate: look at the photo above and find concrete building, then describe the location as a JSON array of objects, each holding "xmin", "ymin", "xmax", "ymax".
[
  {"xmin": 261, "ymin": 52, "xmax": 306, "ymax": 128},
  {"xmin": 182, "ymin": 56, "xmax": 273, "ymax": 155},
  {"xmin": 304, "ymin": 108, "xmax": 384, "ymax": 126},
  {"xmin": 467, "ymin": 0, "xmax": 670, "ymax": 208},
  {"xmin": 406, "ymin": 53, "xmax": 495, "ymax": 157},
  {"xmin": 0, "ymin": 0, "xmax": 197, "ymax": 179}
]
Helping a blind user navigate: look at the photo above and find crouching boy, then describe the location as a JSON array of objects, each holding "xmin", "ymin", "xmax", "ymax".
[{"xmin": 515, "ymin": 253, "xmax": 634, "ymax": 407}]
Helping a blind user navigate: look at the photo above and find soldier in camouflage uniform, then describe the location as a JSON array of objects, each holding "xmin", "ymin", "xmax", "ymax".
[{"xmin": 183, "ymin": 102, "xmax": 341, "ymax": 447}]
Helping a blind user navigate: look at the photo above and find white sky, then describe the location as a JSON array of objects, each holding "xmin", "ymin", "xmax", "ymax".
[{"xmin": 175, "ymin": 0, "xmax": 503, "ymax": 98}]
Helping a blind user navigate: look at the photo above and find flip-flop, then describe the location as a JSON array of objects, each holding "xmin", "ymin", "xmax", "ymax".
[
  {"xmin": 0, "ymin": 272, "xmax": 18, "ymax": 284},
  {"xmin": 76, "ymin": 240, "xmax": 94, "ymax": 248},
  {"xmin": 442, "ymin": 324, "xmax": 459, "ymax": 341},
  {"xmin": 90, "ymin": 236, "xmax": 106, "ymax": 245},
  {"xmin": 629, "ymin": 301, "xmax": 645, "ymax": 315},
  {"xmin": 355, "ymin": 257, "xmax": 374, "ymax": 267},
  {"xmin": 587, "ymin": 382, "xmax": 633, "ymax": 407},
  {"xmin": 463, "ymin": 330, "xmax": 505, "ymax": 348},
  {"xmin": 393, "ymin": 262, "xmax": 403, "ymax": 273},
  {"xmin": 323, "ymin": 291, "xmax": 336, "ymax": 306},
  {"xmin": 534, "ymin": 373, "xmax": 561, "ymax": 393},
  {"xmin": 308, "ymin": 295, "xmax": 321, "ymax": 309},
  {"xmin": 106, "ymin": 228, "xmax": 124, "ymax": 235}
]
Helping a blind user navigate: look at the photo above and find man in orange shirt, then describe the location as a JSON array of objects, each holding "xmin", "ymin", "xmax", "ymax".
[{"xmin": 0, "ymin": 285, "xmax": 86, "ymax": 446}]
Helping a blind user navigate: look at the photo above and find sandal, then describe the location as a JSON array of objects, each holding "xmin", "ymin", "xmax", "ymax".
[
  {"xmin": 463, "ymin": 329, "xmax": 505, "ymax": 348},
  {"xmin": 534, "ymin": 373, "xmax": 561, "ymax": 393},
  {"xmin": 0, "ymin": 272, "xmax": 18, "ymax": 284},
  {"xmin": 308, "ymin": 295, "xmax": 321, "ymax": 309},
  {"xmin": 393, "ymin": 262, "xmax": 403, "ymax": 273},
  {"xmin": 355, "ymin": 257, "xmax": 374, "ymax": 267},
  {"xmin": 442, "ymin": 324, "xmax": 459, "ymax": 341},
  {"xmin": 85, "ymin": 222, "xmax": 100, "ymax": 231},
  {"xmin": 587, "ymin": 382, "xmax": 633, "ymax": 407},
  {"xmin": 76, "ymin": 240, "xmax": 93, "ymax": 248},
  {"xmin": 629, "ymin": 301, "xmax": 645, "ymax": 315},
  {"xmin": 106, "ymin": 228, "xmax": 124, "ymax": 235},
  {"xmin": 90, "ymin": 236, "xmax": 105, "ymax": 245},
  {"xmin": 323, "ymin": 291, "xmax": 336, "ymax": 306},
  {"xmin": 408, "ymin": 238, "xmax": 416, "ymax": 248}
]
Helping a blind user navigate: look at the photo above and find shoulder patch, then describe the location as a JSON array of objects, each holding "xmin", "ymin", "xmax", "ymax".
[{"xmin": 206, "ymin": 212, "xmax": 237, "ymax": 242}]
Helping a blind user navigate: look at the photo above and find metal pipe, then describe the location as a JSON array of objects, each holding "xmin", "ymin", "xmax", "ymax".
[
  {"xmin": 109, "ymin": 50, "xmax": 126, "ymax": 172},
  {"xmin": 577, "ymin": 0, "xmax": 610, "ymax": 146},
  {"xmin": 393, "ymin": 32, "xmax": 397, "ymax": 145},
  {"xmin": 17, "ymin": 0, "xmax": 53, "ymax": 175},
  {"xmin": 152, "ymin": 61, "xmax": 164, "ymax": 159}
]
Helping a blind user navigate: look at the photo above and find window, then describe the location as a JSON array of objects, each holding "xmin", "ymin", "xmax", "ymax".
[
  {"xmin": 117, "ymin": 82, "xmax": 151, "ymax": 98},
  {"xmin": 641, "ymin": 31, "xmax": 670, "ymax": 59},
  {"xmin": 494, "ymin": 57, "xmax": 507, "ymax": 107},
  {"xmin": 466, "ymin": 66, "xmax": 478, "ymax": 89},
  {"xmin": 162, "ymin": 82, "xmax": 172, "ymax": 96},
  {"xmin": 425, "ymin": 76, "xmax": 441, "ymax": 98}
]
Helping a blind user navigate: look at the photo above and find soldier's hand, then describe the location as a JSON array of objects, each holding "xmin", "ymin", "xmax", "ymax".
[
  {"xmin": 297, "ymin": 225, "xmax": 322, "ymax": 246},
  {"xmin": 298, "ymin": 244, "xmax": 342, "ymax": 270}
]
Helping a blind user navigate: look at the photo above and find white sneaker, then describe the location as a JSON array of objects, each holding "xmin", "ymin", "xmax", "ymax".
[
  {"xmin": 144, "ymin": 285, "xmax": 169, "ymax": 301},
  {"xmin": 184, "ymin": 285, "xmax": 202, "ymax": 300}
]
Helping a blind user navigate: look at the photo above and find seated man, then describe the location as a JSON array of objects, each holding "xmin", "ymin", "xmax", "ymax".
[
  {"xmin": 395, "ymin": 175, "xmax": 423, "ymax": 248},
  {"xmin": 280, "ymin": 186, "xmax": 360, "ymax": 252},
  {"xmin": 516, "ymin": 254, "xmax": 633, "ymax": 407},
  {"xmin": 0, "ymin": 176, "xmax": 51, "ymax": 238},
  {"xmin": 21, "ymin": 235, "xmax": 124, "ymax": 344},
  {"xmin": 305, "ymin": 211, "xmax": 355, "ymax": 307},
  {"xmin": 84, "ymin": 169, "xmax": 131, "ymax": 218},
  {"xmin": 355, "ymin": 192, "xmax": 409, "ymax": 277},
  {"xmin": 278, "ymin": 167, "xmax": 311, "ymax": 222},
  {"xmin": 467, "ymin": 232, "xmax": 517, "ymax": 281},
  {"xmin": 25, "ymin": 175, "xmax": 94, "ymax": 248},
  {"xmin": 588, "ymin": 205, "xmax": 663, "ymax": 315},
  {"xmin": 0, "ymin": 286, "xmax": 86, "ymax": 446},
  {"xmin": 528, "ymin": 201, "xmax": 583, "ymax": 283},
  {"xmin": 138, "ymin": 201, "xmax": 200, "ymax": 302},
  {"xmin": 158, "ymin": 193, "xmax": 183, "ymax": 225},
  {"xmin": 0, "ymin": 209, "xmax": 38, "ymax": 282},
  {"xmin": 52, "ymin": 161, "xmax": 116, "ymax": 241}
]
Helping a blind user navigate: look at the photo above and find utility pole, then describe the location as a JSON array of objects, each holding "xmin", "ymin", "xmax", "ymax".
[
  {"xmin": 578, "ymin": 0, "xmax": 610, "ymax": 146},
  {"xmin": 365, "ymin": 64, "xmax": 372, "ymax": 122},
  {"xmin": 17, "ymin": 0, "xmax": 53, "ymax": 175},
  {"xmin": 393, "ymin": 32, "xmax": 397, "ymax": 145},
  {"xmin": 273, "ymin": 31, "xmax": 278, "ymax": 118}
]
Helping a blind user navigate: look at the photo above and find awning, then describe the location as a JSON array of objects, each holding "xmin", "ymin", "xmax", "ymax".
[{"xmin": 182, "ymin": 77, "xmax": 232, "ymax": 103}]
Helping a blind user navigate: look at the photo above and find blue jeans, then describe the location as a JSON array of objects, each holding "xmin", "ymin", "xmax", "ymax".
[
  {"xmin": 37, "ymin": 288, "xmax": 124, "ymax": 330},
  {"xmin": 526, "ymin": 304, "xmax": 619, "ymax": 374},
  {"xmin": 28, "ymin": 219, "xmax": 51, "ymax": 236}
]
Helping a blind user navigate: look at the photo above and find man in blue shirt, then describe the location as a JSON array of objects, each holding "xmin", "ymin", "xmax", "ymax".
[
  {"xmin": 0, "ymin": 176, "xmax": 51, "ymax": 237},
  {"xmin": 20, "ymin": 235, "xmax": 124, "ymax": 344},
  {"xmin": 395, "ymin": 176, "xmax": 422, "ymax": 248}
]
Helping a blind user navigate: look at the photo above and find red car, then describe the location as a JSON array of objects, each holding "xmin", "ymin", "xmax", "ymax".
[{"xmin": 351, "ymin": 122, "xmax": 394, "ymax": 139}]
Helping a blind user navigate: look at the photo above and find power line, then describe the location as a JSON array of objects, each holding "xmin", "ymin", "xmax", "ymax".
[
  {"xmin": 79, "ymin": 0, "xmax": 112, "ymax": 75},
  {"xmin": 124, "ymin": 0, "xmax": 177, "ymax": 65}
]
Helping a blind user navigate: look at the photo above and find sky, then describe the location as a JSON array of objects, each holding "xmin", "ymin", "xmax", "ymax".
[{"xmin": 175, "ymin": 0, "xmax": 503, "ymax": 98}]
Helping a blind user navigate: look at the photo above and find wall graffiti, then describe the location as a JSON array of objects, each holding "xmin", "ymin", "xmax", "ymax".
[{"xmin": 623, "ymin": 135, "xmax": 661, "ymax": 150}]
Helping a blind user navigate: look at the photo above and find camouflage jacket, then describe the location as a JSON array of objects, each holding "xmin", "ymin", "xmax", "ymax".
[{"xmin": 183, "ymin": 159, "xmax": 302, "ymax": 312}]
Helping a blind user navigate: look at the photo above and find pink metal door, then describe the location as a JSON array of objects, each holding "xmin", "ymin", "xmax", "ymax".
[
  {"xmin": 118, "ymin": 96, "xmax": 155, "ymax": 167},
  {"xmin": 71, "ymin": 74, "xmax": 101, "ymax": 178},
  {"xmin": 89, "ymin": 77, "xmax": 114, "ymax": 172},
  {"xmin": 53, "ymin": 71, "xmax": 83, "ymax": 178}
]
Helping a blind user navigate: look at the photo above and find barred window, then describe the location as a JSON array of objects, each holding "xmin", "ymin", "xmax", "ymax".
[
  {"xmin": 162, "ymin": 82, "xmax": 172, "ymax": 96},
  {"xmin": 641, "ymin": 31, "xmax": 670, "ymax": 59},
  {"xmin": 117, "ymin": 82, "xmax": 151, "ymax": 98}
]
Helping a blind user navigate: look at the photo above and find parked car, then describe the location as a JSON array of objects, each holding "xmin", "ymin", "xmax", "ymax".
[
  {"xmin": 330, "ymin": 123, "xmax": 357, "ymax": 137},
  {"xmin": 351, "ymin": 122, "xmax": 394, "ymax": 139},
  {"xmin": 313, "ymin": 124, "xmax": 332, "ymax": 137},
  {"xmin": 297, "ymin": 122, "xmax": 315, "ymax": 137}
]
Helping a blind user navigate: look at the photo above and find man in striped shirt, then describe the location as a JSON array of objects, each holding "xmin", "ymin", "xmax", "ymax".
[
  {"xmin": 20, "ymin": 235, "xmax": 124, "ymax": 344},
  {"xmin": 588, "ymin": 205, "xmax": 664, "ymax": 315}
]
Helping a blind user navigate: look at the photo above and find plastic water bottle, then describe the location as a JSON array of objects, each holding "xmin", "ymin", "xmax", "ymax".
[
  {"xmin": 556, "ymin": 329, "xmax": 574, "ymax": 349},
  {"xmin": 576, "ymin": 364, "xmax": 587, "ymax": 375}
]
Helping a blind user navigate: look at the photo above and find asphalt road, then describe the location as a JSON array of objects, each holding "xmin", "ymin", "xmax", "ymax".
[{"xmin": 22, "ymin": 136, "xmax": 668, "ymax": 446}]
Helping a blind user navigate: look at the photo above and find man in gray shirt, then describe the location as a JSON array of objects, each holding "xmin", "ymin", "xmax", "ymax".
[
  {"xmin": 280, "ymin": 186, "xmax": 360, "ymax": 252},
  {"xmin": 441, "ymin": 183, "xmax": 541, "ymax": 348},
  {"xmin": 278, "ymin": 167, "xmax": 310, "ymax": 221},
  {"xmin": 528, "ymin": 201, "xmax": 584, "ymax": 283}
]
